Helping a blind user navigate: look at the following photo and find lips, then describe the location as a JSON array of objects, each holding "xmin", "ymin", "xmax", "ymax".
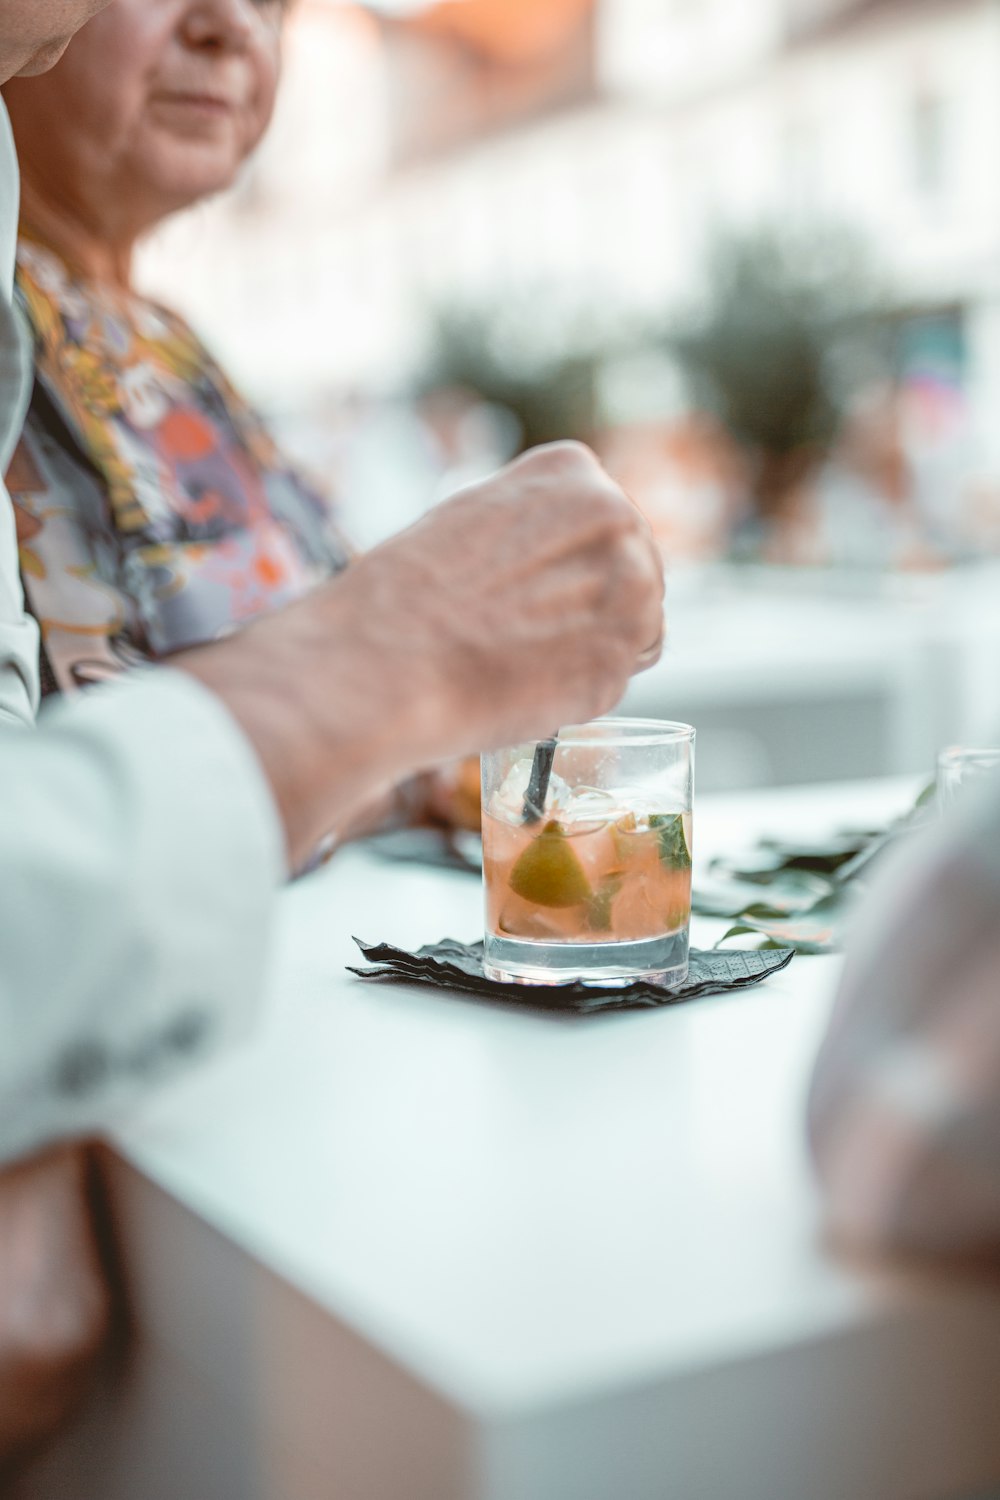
[{"xmin": 155, "ymin": 91, "xmax": 236, "ymax": 113}]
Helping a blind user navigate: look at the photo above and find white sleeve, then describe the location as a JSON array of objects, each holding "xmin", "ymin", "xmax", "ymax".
[
  {"xmin": 0, "ymin": 291, "xmax": 41, "ymax": 729},
  {"xmin": 0, "ymin": 668, "xmax": 285, "ymax": 1164},
  {"xmin": 0, "ymin": 472, "xmax": 40, "ymax": 729}
]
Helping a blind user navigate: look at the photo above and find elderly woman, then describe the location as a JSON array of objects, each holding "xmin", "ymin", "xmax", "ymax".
[
  {"xmin": 2, "ymin": 0, "xmax": 479, "ymax": 826},
  {"xmin": 3, "ymin": 0, "xmax": 348, "ymax": 691}
]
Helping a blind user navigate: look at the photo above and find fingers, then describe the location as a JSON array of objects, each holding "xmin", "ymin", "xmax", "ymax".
[
  {"xmin": 612, "ymin": 496, "xmax": 666, "ymax": 674},
  {"xmin": 505, "ymin": 443, "xmax": 667, "ymax": 685},
  {"xmin": 508, "ymin": 438, "xmax": 602, "ymax": 480},
  {"xmin": 598, "ymin": 523, "xmax": 665, "ymax": 646},
  {"xmin": 635, "ymin": 635, "xmax": 664, "ymax": 672}
]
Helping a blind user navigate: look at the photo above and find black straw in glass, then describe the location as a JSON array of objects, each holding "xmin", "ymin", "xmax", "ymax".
[{"xmin": 523, "ymin": 736, "xmax": 559, "ymax": 823}]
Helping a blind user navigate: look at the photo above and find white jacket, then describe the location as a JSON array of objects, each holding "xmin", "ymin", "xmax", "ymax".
[
  {"xmin": 0, "ymin": 99, "xmax": 38, "ymax": 730},
  {"xmin": 0, "ymin": 101, "xmax": 283, "ymax": 1164}
]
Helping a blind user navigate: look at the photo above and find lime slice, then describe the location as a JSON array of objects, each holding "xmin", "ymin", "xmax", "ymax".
[
  {"xmin": 650, "ymin": 813, "xmax": 692, "ymax": 872},
  {"xmin": 509, "ymin": 821, "xmax": 592, "ymax": 909}
]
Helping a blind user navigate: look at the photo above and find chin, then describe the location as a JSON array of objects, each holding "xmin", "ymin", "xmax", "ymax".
[
  {"xmin": 17, "ymin": 37, "xmax": 73, "ymax": 76},
  {"xmin": 148, "ymin": 142, "xmax": 245, "ymax": 214},
  {"xmin": 174, "ymin": 165, "xmax": 241, "ymax": 207}
]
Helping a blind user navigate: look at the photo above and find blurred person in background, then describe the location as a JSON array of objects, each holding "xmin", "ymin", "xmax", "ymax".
[
  {"xmin": 4, "ymin": 0, "xmax": 343, "ymax": 696},
  {"xmin": 809, "ymin": 780, "xmax": 1000, "ymax": 1260},
  {"xmin": 2, "ymin": 0, "xmax": 487, "ymax": 831},
  {"xmin": 0, "ymin": 0, "xmax": 666, "ymax": 1471}
]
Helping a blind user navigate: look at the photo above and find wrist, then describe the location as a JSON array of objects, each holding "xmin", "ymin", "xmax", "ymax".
[
  {"xmin": 304, "ymin": 566, "xmax": 464, "ymax": 775},
  {"xmin": 176, "ymin": 585, "xmax": 447, "ymax": 869}
]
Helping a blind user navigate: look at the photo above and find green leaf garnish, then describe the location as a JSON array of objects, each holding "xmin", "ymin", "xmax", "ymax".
[
  {"xmin": 715, "ymin": 890, "xmax": 851, "ymax": 955},
  {"xmin": 650, "ymin": 813, "xmax": 692, "ymax": 872},
  {"xmin": 692, "ymin": 869, "xmax": 832, "ymax": 920},
  {"xmin": 700, "ymin": 783, "xmax": 934, "ymax": 955}
]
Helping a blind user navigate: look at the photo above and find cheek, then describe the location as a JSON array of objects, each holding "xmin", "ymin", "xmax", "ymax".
[
  {"xmin": 68, "ymin": 3, "xmax": 170, "ymax": 135},
  {"xmin": 81, "ymin": 0, "xmax": 166, "ymax": 68},
  {"xmin": 244, "ymin": 35, "xmax": 281, "ymax": 149},
  {"xmin": 55, "ymin": 62, "xmax": 141, "ymax": 153}
]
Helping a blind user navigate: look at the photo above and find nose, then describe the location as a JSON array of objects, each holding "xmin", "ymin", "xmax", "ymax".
[{"xmin": 180, "ymin": 0, "xmax": 257, "ymax": 53}]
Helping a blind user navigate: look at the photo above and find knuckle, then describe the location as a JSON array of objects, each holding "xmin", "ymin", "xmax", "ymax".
[
  {"xmin": 599, "ymin": 487, "xmax": 648, "ymax": 541},
  {"xmin": 614, "ymin": 533, "xmax": 659, "ymax": 594},
  {"xmin": 594, "ymin": 485, "xmax": 633, "ymax": 529},
  {"xmin": 618, "ymin": 497, "xmax": 653, "ymax": 540},
  {"xmin": 542, "ymin": 438, "xmax": 595, "ymax": 464},
  {"xmin": 529, "ymin": 439, "xmax": 599, "ymax": 477},
  {"xmin": 573, "ymin": 487, "xmax": 633, "ymax": 545}
]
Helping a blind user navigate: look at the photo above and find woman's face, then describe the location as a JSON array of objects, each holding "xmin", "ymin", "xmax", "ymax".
[{"xmin": 6, "ymin": 0, "xmax": 285, "ymax": 228}]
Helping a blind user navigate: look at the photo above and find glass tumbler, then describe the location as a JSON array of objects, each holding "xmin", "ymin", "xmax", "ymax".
[
  {"xmin": 937, "ymin": 745, "xmax": 1000, "ymax": 810},
  {"xmin": 481, "ymin": 720, "xmax": 695, "ymax": 987}
]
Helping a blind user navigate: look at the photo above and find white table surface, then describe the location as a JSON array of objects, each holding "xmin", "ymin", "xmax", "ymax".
[{"xmin": 22, "ymin": 778, "xmax": 1000, "ymax": 1500}]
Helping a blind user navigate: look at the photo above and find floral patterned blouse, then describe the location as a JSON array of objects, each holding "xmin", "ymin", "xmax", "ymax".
[{"xmin": 7, "ymin": 235, "xmax": 351, "ymax": 695}]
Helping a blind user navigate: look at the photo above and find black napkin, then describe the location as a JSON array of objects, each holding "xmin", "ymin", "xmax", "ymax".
[{"xmin": 349, "ymin": 937, "xmax": 794, "ymax": 1016}]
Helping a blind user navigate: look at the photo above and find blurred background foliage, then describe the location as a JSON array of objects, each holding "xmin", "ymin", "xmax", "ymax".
[
  {"xmin": 414, "ymin": 225, "xmax": 891, "ymax": 531},
  {"xmin": 662, "ymin": 226, "xmax": 889, "ymax": 521},
  {"xmin": 418, "ymin": 300, "xmax": 601, "ymax": 452}
]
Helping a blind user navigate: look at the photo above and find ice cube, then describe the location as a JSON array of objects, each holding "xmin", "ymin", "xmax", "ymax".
[
  {"xmin": 610, "ymin": 788, "xmax": 684, "ymax": 831},
  {"xmin": 491, "ymin": 758, "xmax": 569, "ymax": 825},
  {"xmin": 558, "ymin": 786, "xmax": 619, "ymax": 836}
]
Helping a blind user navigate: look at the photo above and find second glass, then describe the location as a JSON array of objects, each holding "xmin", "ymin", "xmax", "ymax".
[
  {"xmin": 482, "ymin": 720, "xmax": 695, "ymax": 988},
  {"xmin": 937, "ymin": 745, "xmax": 1000, "ymax": 810}
]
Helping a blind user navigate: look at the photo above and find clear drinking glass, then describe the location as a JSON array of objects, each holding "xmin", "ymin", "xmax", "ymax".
[
  {"xmin": 481, "ymin": 720, "xmax": 695, "ymax": 987},
  {"xmin": 937, "ymin": 746, "xmax": 1000, "ymax": 809}
]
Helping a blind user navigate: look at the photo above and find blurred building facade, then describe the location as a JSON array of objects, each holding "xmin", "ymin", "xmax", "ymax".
[{"xmin": 138, "ymin": 0, "xmax": 1000, "ymax": 505}]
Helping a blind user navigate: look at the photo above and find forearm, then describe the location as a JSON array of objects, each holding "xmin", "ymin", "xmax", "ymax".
[
  {"xmin": 0, "ymin": 482, "xmax": 40, "ymax": 729},
  {"xmin": 175, "ymin": 589, "xmax": 438, "ymax": 870}
]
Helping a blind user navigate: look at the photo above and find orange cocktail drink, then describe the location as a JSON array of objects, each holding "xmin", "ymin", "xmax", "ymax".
[{"xmin": 482, "ymin": 721, "xmax": 695, "ymax": 987}]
